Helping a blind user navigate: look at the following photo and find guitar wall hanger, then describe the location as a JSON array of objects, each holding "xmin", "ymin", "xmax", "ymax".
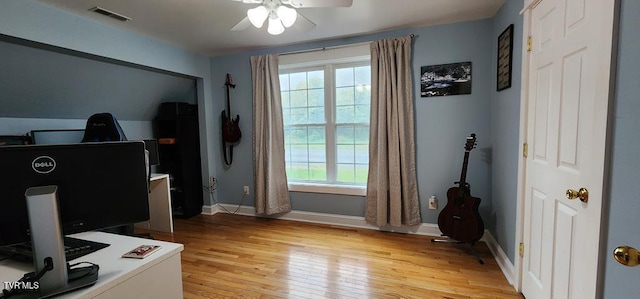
[{"xmin": 221, "ymin": 73, "xmax": 241, "ymax": 166}]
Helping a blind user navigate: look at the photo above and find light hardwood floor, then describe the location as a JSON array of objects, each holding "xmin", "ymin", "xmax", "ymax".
[{"xmin": 143, "ymin": 213, "xmax": 523, "ymax": 299}]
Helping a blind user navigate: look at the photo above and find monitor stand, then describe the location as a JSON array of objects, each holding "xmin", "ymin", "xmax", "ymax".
[{"xmin": 17, "ymin": 186, "xmax": 99, "ymax": 298}]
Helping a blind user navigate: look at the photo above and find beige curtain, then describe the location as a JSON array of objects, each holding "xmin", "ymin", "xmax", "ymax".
[
  {"xmin": 365, "ymin": 36, "xmax": 421, "ymax": 227},
  {"xmin": 250, "ymin": 54, "xmax": 291, "ymax": 215}
]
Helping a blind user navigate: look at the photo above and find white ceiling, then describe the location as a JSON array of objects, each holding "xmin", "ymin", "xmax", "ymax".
[{"xmin": 36, "ymin": 0, "xmax": 506, "ymax": 56}]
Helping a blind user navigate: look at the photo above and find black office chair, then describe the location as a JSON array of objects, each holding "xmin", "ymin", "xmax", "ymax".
[{"xmin": 81, "ymin": 113, "xmax": 128, "ymax": 142}]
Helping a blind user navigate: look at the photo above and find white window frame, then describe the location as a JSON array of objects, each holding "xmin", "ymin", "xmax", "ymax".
[{"xmin": 279, "ymin": 44, "xmax": 370, "ymax": 196}]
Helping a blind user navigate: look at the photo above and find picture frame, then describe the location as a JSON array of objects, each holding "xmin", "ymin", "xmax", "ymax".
[
  {"xmin": 497, "ymin": 24, "xmax": 514, "ymax": 91},
  {"xmin": 420, "ymin": 61, "xmax": 472, "ymax": 97}
]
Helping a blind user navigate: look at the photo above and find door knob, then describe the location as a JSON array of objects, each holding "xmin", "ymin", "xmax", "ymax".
[
  {"xmin": 566, "ymin": 187, "xmax": 589, "ymax": 203},
  {"xmin": 613, "ymin": 246, "xmax": 640, "ymax": 267}
]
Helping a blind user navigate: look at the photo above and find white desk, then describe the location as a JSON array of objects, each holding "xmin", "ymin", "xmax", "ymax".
[
  {"xmin": 0, "ymin": 232, "xmax": 184, "ymax": 299},
  {"xmin": 135, "ymin": 173, "xmax": 174, "ymax": 233}
]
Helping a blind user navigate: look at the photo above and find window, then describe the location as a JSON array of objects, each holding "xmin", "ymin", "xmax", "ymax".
[{"xmin": 279, "ymin": 47, "xmax": 371, "ymax": 195}]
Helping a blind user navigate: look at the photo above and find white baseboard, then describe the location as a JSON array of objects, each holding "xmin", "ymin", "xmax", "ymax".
[
  {"xmin": 201, "ymin": 205, "xmax": 216, "ymax": 215},
  {"xmin": 201, "ymin": 204, "xmax": 516, "ymax": 287},
  {"xmin": 482, "ymin": 231, "xmax": 517, "ymax": 287}
]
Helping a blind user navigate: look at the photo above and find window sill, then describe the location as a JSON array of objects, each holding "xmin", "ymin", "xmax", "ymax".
[{"xmin": 288, "ymin": 182, "xmax": 366, "ymax": 196}]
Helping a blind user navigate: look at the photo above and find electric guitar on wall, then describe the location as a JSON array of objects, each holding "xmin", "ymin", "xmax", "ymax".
[
  {"xmin": 437, "ymin": 133, "xmax": 485, "ymax": 243},
  {"xmin": 221, "ymin": 73, "xmax": 241, "ymax": 165},
  {"xmin": 222, "ymin": 73, "xmax": 241, "ymax": 143}
]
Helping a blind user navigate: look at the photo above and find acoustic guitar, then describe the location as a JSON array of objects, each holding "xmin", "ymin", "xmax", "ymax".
[{"xmin": 437, "ymin": 133, "xmax": 484, "ymax": 243}]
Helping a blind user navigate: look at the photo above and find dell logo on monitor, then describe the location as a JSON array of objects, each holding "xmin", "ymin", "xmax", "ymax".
[{"xmin": 32, "ymin": 156, "xmax": 56, "ymax": 174}]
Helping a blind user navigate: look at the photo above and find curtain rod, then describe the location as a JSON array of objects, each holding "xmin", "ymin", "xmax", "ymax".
[{"xmin": 279, "ymin": 34, "xmax": 415, "ymax": 56}]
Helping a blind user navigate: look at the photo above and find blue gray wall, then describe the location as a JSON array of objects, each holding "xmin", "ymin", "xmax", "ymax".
[
  {"xmin": 0, "ymin": 38, "xmax": 197, "ymax": 122},
  {"xmin": 602, "ymin": 0, "xmax": 640, "ymax": 297},
  {"xmin": 0, "ymin": 0, "xmax": 218, "ymax": 205},
  {"xmin": 210, "ymin": 20, "xmax": 496, "ymax": 225},
  {"xmin": 490, "ymin": 0, "xmax": 523, "ymax": 264}
]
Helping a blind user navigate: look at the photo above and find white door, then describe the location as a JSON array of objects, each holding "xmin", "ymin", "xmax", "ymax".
[{"xmin": 520, "ymin": 0, "xmax": 616, "ymax": 298}]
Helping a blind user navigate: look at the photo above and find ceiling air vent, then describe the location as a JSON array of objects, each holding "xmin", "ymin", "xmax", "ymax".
[{"xmin": 89, "ymin": 7, "xmax": 132, "ymax": 22}]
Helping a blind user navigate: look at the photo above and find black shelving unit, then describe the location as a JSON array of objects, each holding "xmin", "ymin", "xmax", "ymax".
[{"xmin": 154, "ymin": 102, "xmax": 203, "ymax": 219}]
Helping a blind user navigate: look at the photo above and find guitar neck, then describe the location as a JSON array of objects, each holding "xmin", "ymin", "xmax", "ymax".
[
  {"xmin": 458, "ymin": 151, "xmax": 470, "ymax": 188},
  {"xmin": 226, "ymin": 85, "xmax": 232, "ymax": 115},
  {"xmin": 225, "ymin": 73, "xmax": 234, "ymax": 116}
]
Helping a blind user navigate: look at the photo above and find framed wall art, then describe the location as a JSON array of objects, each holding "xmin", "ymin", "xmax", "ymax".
[
  {"xmin": 497, "ymin": 24, "xmax": 514, "ymax": 91},
  {"xmin": 420, "ymin": 61, "xmax": 472, "ymax": 97}
]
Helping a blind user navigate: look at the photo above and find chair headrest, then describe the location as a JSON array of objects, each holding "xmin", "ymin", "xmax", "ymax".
[{"xmin": 81, "ymin": 113, "xmax": 128, "ymax": 142}]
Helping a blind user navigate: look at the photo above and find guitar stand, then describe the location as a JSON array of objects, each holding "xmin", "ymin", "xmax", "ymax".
[{"xmin": 431, "ymin": 237, "xmax": 485, "ymax": 264}]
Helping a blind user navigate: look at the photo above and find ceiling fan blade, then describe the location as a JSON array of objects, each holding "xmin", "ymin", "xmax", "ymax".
[
  {"xmin": 288, "ymin": 0, "xmax": 353, "ymax": 8},
  {"xmin": 292, "ymin": 13, "xmax": 316, "ymax": 32},
  {"xmin": 231, "ymin": 16, "xmax": 252, "ymax": 31}
]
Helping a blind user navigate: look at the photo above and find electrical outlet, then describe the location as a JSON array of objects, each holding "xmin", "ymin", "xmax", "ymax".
[
  {"xmin": 428, "ymin": 196, "xmax": 438, "ymax": 210},
  {"xmin": 209, "ymin": 177, "xmax": 216, "ymax": 188},
  {"xmin": 243, "ymin": 185, "xmax": 249, "ymax": 195}
]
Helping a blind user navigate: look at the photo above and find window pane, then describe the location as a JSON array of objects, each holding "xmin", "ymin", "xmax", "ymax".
[
  {"xmin": 289, "ymin": 127, "xmax": 308, "ymax": 143},
  {"xmin": 290, "ymin": 108, "xmax": 308, "ymax": 124},
  {"xmin": 354, "ymin": 126, "xmax": 369, "ymax": 143},
  {"xmin": 290, "ymin": 90, "xmax": 307, "ymax": 108},
  {"xmin": 355, "ymin": 66, "xmax": 371, "ymax": 85},
  {"xmin": 336, "ymin": 68, "xmax": 354, "ymax": 87},
  {"xmin": 280, "ymin": 74, "xmax": 290, "ymax": 91},
  {"xmin": 309, "ymin": 163, "xmax": 326, "ymax": 180},
  {"xmin": 308, "ymin": 70, "xmax": 324, "ymax": 89},
  {"xmin": 354, "ymin": 85, "xmax": 371, "ymax": 105},
  {"xmin": 336, "ymin": 125, "xmax": 354, "ymax": 144},
  {"xmin": 281, "ymin": 91, "xmax": 290, "ymax": 108},
  {"xmin": 289, "ymin": 72, "xmax": 307, "ymax": 90},
  {"xmin": 336, "ymin": 87, "xmax": 355, "ymax": 106},
  {"xmin": 354, "ymin": 104, "xmax": 370, "ymax": 123},
  {"xmin": 308, "ymin": 127, "xmax": 325, "ymax": 144},
  {"xmin": 337, "ymin": 163, "xmax": 355, "ymax": 182},
  {"xmin": 308, "ymin": 89, "xmax": 324, "ymax": 107},
  {"xmin": 308, "ymin": 107, "xmax": 325, "ymax": 124},
  {"xmin": 289, "ymin": 163, "xmax": 309, "ymax": 180},
  {"xmin": 337, "ymin": 144, "xmax": 355, "ymax": 164},
  {"xmin": 355, "ymin": 145, "xmax": 368, "ymax": 164},
  {"xmin": 282, "ymin": 107, "xmax": 291, "ymax": 125},
  {"xmin": 308, "ymin": 144, "xmax": 326, "ymax": 163},
  {"xmin": 336, "ymin": 106, "xmax": 355, "ymax": 123},
  {"xmin": 290, "ymin": 144, "xmax": 308, "ymax": 163},
  {"xmin": 355, "ymin": 164, "xmax": 368, "ymax": 184}
]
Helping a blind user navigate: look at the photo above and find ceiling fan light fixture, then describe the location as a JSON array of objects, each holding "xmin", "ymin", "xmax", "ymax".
[
  {"xmin": 247, "ymin": 6, "xmax": 269, "ymax": 28},
  {"xmin": 276, "ymin": 5, "xmax": 297, "ymax": 28},
  {"xmin": 267, "ymin": 16, "xmax": 285, "ymax": 35}
]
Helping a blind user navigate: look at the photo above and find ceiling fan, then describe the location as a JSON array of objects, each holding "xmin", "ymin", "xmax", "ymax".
[{"xmin": 231, "ymin": 0, "xmax": 353, "ymax": 35}]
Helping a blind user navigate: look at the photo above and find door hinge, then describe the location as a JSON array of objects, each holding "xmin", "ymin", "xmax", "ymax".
[
  {"xmin": 519, "ymin": 243, "xmax": 525, "ymax": 257},
  {"xmin": 527, "ymin": 36, "xmax": 533, "ymax": 52},
  {"xmin": 523, "ymin": 142, "xmax": 528, "ymax": 158}
]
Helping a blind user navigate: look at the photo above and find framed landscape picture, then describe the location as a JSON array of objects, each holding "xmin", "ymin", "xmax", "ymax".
[
  {"xmin": 420, "ymin": 61, "xmax": 472, "ymax": 97},
  {"xmin": 497, "ymin": 24, "xmax": 514, "ymax": 91}
]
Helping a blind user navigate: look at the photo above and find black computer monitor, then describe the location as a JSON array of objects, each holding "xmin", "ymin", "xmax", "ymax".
[{"xmin": 0, "ymin": 142, "xmax": 150, "ymax": 247}]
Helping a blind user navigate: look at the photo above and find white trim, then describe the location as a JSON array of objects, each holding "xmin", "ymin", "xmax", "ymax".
[
  {"xmin": 513, "ymin": 5, "xmax": 533, "ymax": 293},
  {"xmin": 201, "ymin": 205, "xmax": 217, "ymax": 215},
  {"xmin": 288, "ymin": 182, "xmax": 366, "ymax": 196},
  {"xmin": 279, "ymin": 44, "xmax": 370, "ymax": 69},
  {"xmin": 483, "ymin": 231, "xmax": 517, "ymax": 288},
  {"xmin": 202, "ymin": 203, "xmax": 517, "ymax": 288}
]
